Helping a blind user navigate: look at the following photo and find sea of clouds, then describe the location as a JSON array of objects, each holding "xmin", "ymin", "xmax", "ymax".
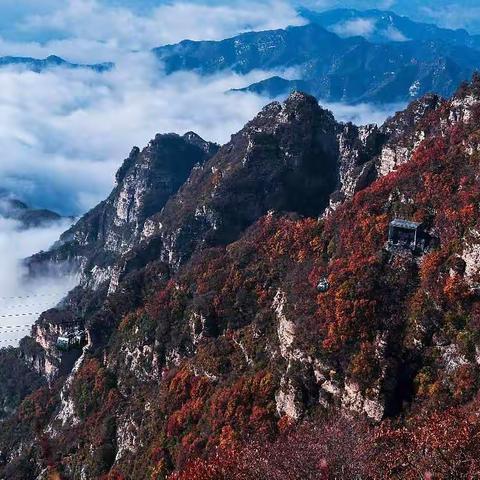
[{"xmin": 0, "ymin": 57, "xmax": 403, "ymax": 216}]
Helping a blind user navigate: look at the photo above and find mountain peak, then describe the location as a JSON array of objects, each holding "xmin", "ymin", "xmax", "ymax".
[
  {"xmin": 26, "ymin": 131, "xmax": 219, "ymax": 284},
  {"xmin": 45, "ymin": 55, "xmax": 65, "ymax": 64},
  {"xmin": 255, "ymin": 91, "xmax": 335, "ymax": 132},
  {"xmin": 284, "ymin": 90, "xmax": 320, "ymax": 108},
  {"xmin": 182, "ymin": 131, "xmax": 219, "ymax": 153}
]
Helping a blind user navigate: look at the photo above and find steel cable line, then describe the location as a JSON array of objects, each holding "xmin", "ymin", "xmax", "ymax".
[
  {"xmin": 0, "ymin": 328, "xmax": 33, "ymax": 343},
  {"xmin": 1, "ymin": 302, "xmax": 53, "ymax": 310},
  {"xmin": 0, "ymin": 324, "xmax": 35, "ymax": 330},
  {"xmin": 0, "ymin": 293, "xmax": 59, "ymax": 300},
  {"xmin": 0, "ymin": 327, "xmax": 32, "ymax": 334}
]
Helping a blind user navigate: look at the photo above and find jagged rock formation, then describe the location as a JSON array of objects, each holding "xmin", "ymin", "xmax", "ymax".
[
  {"xmin": 26, "ymin": 132, "xmax": 219, "ymax": 289},
  {"xmin": 141, "ymin": 92, "xmax": 341, "ymax": 269},
  {"xmin": 3, "ymin": 78, "xmax": 480, "ymax": 479}
]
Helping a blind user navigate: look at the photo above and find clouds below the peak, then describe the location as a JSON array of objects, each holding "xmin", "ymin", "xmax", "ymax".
[
  {"xmin": 0, "ymin": 55, "xmax": 284, "ymax": 214},
  {"xmin": 0, "ymin": 53, "xmax": 402, "ymax": 217},
  {"xmin": 319, "ymin": 100, "xmax": 403, "ymax": 127},
  {"xmin": 329, "ymin": 17, "xmax": 408, "ymax": 43},
  {"xmin": 0, "ymin": 216, "xmax": 76, "ymax": 347},
  {"xmin": 332, "ymin": 18, "xmax": 376, "ymax": 38}
]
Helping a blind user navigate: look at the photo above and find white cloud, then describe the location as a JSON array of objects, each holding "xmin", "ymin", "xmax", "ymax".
[
  {"xmin": 0, "ymin": 0, "xmax": 406, "ymax": 216},
  {"xmin": 382, "ymin": 25, "xmax": 409, "ymax": 42},
  {"xmin": 327, "ymin": 16, "xmax": 409, "ymax": 43},
  {"xmin": 318, "ymin": 99, "xmax": 405, "ymax": 126},
  {"xmin": 332, "ymin": 18, "xmax": 377, "ymax": 38},
  {"xmin": 0, "ymin": 53, "xmax": 293, "ymax": 214},
  {"xmin": 0, "ymin": 217, "xmax": 76, "ymax": 347},
  {"xmin": 0, "ymin": 0, "xmax": 305, "ymax": 63}
]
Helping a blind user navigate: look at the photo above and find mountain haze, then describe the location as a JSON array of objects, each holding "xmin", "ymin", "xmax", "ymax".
[
  {"xmin": 300, "ymin": 8, "xmax": 480, "ymax": 47},
  {"xmin": 0, "ymin": 55, "xmax": 113, "ymax": 73}
]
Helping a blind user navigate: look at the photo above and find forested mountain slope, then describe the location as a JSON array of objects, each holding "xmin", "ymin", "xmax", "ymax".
[{"xmin": 2, "ymin": 76, "xmax": 480, "ymax": 479}]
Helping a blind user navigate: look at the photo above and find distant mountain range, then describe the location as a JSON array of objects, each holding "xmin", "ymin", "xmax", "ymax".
[
  {"xmin": 0, "ymin": 197, "xmax": 65, "ymax": 229},
  {"xmin": 300, "ymin": 8, "xmax": 480, "ymax": 48},
  {"xmin": 154, "ymin": 9, "xmax": 480, "ymax": 104},
  {"xmin": 3, "ymin": 9, "xmax": 480, "ymax": 105},
  {"xmin": 0, "ymin": 55, "xmax": 112, "ymax": 73}
]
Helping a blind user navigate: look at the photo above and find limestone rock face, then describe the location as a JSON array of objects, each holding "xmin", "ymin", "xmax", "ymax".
[
  {"xmin": 25, "ymin": 132, "xmax": 219, "ymax": 290},
  {"xmin": 377, "ymin": 94, "xmax": 444, "ymax": 176},
  {"xmin": 376, "ymin": 76, "xmax": 480, "ymax": 177},
  {"xmin": 326, "ymin": 123, "xmax": 385, "ymax": 211}
]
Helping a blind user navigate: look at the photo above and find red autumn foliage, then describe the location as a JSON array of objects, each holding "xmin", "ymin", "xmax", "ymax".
[
  {"xmin": 172, "ymin": 395, "xmax": 480, "ymax": 480},
  {"xmin": 7, "ymin": 86, "xmax": 480, "ymax": 480}
]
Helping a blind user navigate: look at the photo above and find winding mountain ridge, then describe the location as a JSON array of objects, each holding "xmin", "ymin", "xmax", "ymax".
[
  {"xmin": 0, "ymin": 197, "xmax": 64, "ymax": 229},
  {"xmin": 0, "ymin": 55, "xmax": 113, "ymax": 73},
  {"xmin": 2, "ymin": 76, "xmax": 480, "ymax": 478},
  {"xmin": 155, "ymin": 22, "xmax": 480, "ymax": 104}
]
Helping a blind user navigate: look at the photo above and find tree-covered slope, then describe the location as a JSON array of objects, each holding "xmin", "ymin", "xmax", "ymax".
[{"xmin": 3, "ymin": 78, "xmax": 480, "ymax": 479}]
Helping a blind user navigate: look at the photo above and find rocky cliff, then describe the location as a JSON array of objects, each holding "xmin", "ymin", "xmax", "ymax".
[{"xmin": 26, "ymin": 132, "xmax": 219, "ymax": 290}]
